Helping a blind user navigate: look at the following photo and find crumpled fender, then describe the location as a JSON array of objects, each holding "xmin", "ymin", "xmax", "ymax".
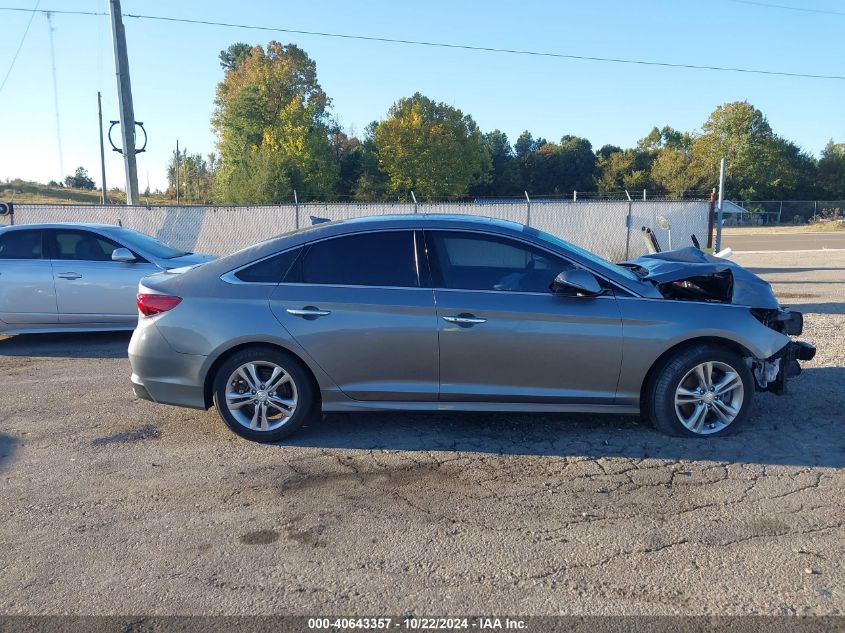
[{"xmin": 623, "ymin": 247, "xmax": 779, "ymax": 309}]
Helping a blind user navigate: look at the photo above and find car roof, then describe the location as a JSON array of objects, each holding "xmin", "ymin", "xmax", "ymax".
[
  {"xmin": 328, "ymin": 213, "xmax": 526, "ymax": 232},
  {"xmin": 0, "ymin": 222, "xmax": 125, "ymax": 231},
  {"xmin": 193, "ymin": 213, "xmax": 554, "ymax": 283},
  {"xmin": 254, "ymin": 213, "xmax": 532, "ymax": 251}
]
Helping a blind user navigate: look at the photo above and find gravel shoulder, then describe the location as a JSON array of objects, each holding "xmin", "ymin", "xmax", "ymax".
[{"xmin": 1, "ymin": 251, "xmax": 843, "ymax": 616}]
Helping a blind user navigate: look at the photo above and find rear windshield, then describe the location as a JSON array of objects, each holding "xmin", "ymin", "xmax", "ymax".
[{"xmin": 115, "ymin": 229, "xmax": 188, "ymax": 259}]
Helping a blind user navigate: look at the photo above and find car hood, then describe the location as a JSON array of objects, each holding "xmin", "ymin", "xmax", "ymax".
[
  {"xmin": 159, "ymin": 252, "xmax": 216, "ymax": 270},
  {"xmin": 622, "ymin": 247, "xmax": 779, "ymax": 309}
]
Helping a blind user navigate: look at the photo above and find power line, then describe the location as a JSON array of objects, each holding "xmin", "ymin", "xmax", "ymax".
[
  {"xmin": 727, "ymin": 0, "xmax": 845, "ymax": 16},
  {"xmin": 0, "ymin": 6, "xmax": 101, "ymax": 17},
  {"xmin": 0, "ymin": 0, "xmax": 41, "ymax": 94},
  {"xmin": 119, "ymin": 12, "xmax": 845, "ymax": 81},
  {"xmin": 1, "ymin": 6, "xmax": 844, "ymax": 81}
]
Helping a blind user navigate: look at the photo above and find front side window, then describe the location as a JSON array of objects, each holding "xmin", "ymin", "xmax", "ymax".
[
  {"xmin": 47, "ymin": 230, "xmax": 122, "ymax": 262},
  {"xmin": 426, "ymin": 231, "xmax": 575, "ymax": 293},
  {"xmin": 0, "ymin": 230, "xmax": 42, "ymax": 259},
  {"xmin": 297, "ymin": 231, "xmax": 418, "ymax": 287}
]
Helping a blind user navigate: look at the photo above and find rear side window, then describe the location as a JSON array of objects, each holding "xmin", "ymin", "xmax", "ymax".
[
  {"xmin": 0, "ymin": 230, "xmax": 42, "ymax": 259},
  {"xmin": 47, "ymin": 229, "xmax": 122, "ymax": 261},
  {"xmin": 235, "ymin": 248, "xmax": 302, "ymax": 283},
  {"xmin": 298, "ymin": 231, "xmax": 418, "ymax": 287}
]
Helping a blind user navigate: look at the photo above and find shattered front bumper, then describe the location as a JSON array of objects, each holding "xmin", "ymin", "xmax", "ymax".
[{"xmin": 751, "ymin": 309, "xmax": 816, "ymax": 394}]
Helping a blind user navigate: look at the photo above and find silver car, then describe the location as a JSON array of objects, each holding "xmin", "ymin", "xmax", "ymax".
[
  {"xmin": 0, "ymin": 223, "xmax": 213, "ymax": 334},
  {"xmin": 128, "ymin": 215, "xmax": 814, "ymax": 442}
]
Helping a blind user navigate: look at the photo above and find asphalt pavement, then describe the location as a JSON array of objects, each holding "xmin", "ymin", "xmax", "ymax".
[
  {"xmin": 724, "ymin": 231, "xmax": 845, "ymax": 252},
  {"xmin": 1, "ymin": 250, "xmax": 843, "ymax": 616}
]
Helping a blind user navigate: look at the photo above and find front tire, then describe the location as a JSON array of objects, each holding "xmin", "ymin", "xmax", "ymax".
[
  {"xmin": 212, "ymin": 346, "xmax": 317, "ymax": 443},
  {"xmin": 647, "ymin": 345, "xmax": 753, "ymax": 438}
]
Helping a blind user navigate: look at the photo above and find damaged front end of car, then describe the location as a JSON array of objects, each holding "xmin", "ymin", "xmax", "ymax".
[
  {"xmin": 747, "ymin": 310, "xmax": 816, "ymax": 394},
  {"xmin": 623, "ymin": 247, "xmax": 817, "ymax": 394}
]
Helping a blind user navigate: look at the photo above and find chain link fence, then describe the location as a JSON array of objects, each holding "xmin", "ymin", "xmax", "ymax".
[{"xmin": 0, "ymin": 200, "xmax": 711, "ymax": 262}]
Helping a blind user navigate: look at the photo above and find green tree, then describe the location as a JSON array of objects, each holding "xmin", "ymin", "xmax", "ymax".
[
  {"xmin": 374, "ymin": 93, "xmax": 490, "ymax": 198},
  {"xmin": 219, "ymin": 43, "xmax": 252, "ymax": 71},
  {"xmin": 167, "ymin": 148, "xmax": 218, "ymax": 203},
  {"xmin": 212, "ymin": 41, "xmax": 338, "ymax": 203},
  {"xmin": 690, "ymin": 101, "xmax": 804, "ymax": 199},
  {"xmin": 596, "ymin": 149, "xmax": 649, "ymax": 195},
  {"xmin": 638, "ymin": 125, "xmax": 690, "ymax": 153},
  {"xmin": 224, "ymin": 145, "xmax": 293, "ymax": 203},
  {"xmin": 558, "ymin": 135, "xmax": 597, "ymax": 191},
  {"xmin": 650, "ymin": 147, "xmax": 702, "ymax": 198},
  {"xmin": 596, "ymin": 144, "xmax": 622, "ymax": 161},
  {"xmin": 818, "ymin": 141, "xmax": 845, "ymax": 198},
  {"xmin": 514, "ymin": 131, "xmax": 538, "ymax": 158},
  {"xmin": 329, "ymin": 126, "xmax": 364, "ymax": 199},
  {"xmin": 64, "ymin": 167, "xmax": 95, "ymax": 190},
  {"xmin": 470, "ymin": 130, "xmax": 519, "ymax": 197},
  {"xmin": 521, "ymin": 136, "xmax": 596, "ymax": 195},
  {"xmin": 353, "ymin": 121, "xmax": 390, "ymax": 200},
  {"xmin": 595, "ymin": 126, "xmax": 685, "ymax": 196}
]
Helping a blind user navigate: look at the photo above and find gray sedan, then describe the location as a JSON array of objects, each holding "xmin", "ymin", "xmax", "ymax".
[
  {"xmin": 128, "ymin": 215, "xmax": 814, "ymax": 442},
  {"xmin": 0, "ymin": 223, "xmax": 213, "ymax": 334}
]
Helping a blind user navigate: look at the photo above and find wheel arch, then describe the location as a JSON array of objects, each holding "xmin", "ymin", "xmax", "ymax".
[
  {"xmin": 639, "ymin": 336, "xmax": 753, "ymax": 411},
  {"xmin": 202, "ymin": 340, "xmax": 322, "ymax": 409}
]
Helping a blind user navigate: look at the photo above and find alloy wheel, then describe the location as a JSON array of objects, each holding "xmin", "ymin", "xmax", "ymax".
[
  {"xmin": 224, "ymin": 361, "xmax": 298, "ymax": 432},
  {"xmin": 674, "ymin": 360, "xmax": 745, "ymax": 435}
]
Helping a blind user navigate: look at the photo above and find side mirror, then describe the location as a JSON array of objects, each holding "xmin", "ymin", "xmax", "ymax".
[
  {"xmin": 111, "ymin": 247, "xmax": 136, "ymax": 263},
  {"xmin": 552, "ymin": 269, "xmax": 602, "ymax": 297}
]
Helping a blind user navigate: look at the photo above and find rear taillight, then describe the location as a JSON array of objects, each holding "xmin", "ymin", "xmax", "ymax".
[{"xmin": 137, "ymin": 293, "xmax": 182, "ymax": 317}]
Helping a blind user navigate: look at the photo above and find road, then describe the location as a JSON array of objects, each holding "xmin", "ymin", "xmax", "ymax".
[
  {"xmin": 1, "ymin": 251, "xmax": 843, "ymax": 616},
  {"xmin": 723, "ymin": 231, "xmax": 845, "ymax": 252}
]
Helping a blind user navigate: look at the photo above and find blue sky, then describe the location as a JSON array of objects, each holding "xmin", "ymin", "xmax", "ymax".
[{"xmin": 1, "ymin": 0, "xmax": 843, "ymax": 193}]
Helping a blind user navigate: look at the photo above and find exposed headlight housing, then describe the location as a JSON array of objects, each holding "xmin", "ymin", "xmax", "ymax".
[{"xmin": 750, "ymin": 308, "xmax": 803, "ymax": 336}]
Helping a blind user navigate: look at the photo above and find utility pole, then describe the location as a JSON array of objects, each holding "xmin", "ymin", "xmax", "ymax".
[
  {"xmin": 97, "ymin": 92, "xmax": 108, "ymax": 204},
  {"xmin": 706, "ymin": 188, "xmax": 716, "ymax": 250},
  {"xmin": 109, "ymin": 0, "xmax": 139, "ymax": 205},
  {"xmin": 715, "ymin": 158, "xmax": 727, "ymax": 252},
  {"xmin": 524, "ymin": 191, "xmax": 531, "ymax": 227},
  {"xmin": 175, "ymin": 139, "xmax": 180, "ymax": 205},
  {"xmin": 45, "ymin": 13, "xmax": 64, "ymax": 181}
]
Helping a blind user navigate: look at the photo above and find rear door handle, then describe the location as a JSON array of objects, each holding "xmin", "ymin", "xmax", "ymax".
[
  {"xmin": 57, "ymin": 272, "xmax": 82, "ymax": 280},
  {"xmin": 442, "ymin": 315, "xmax": 487, "ymax": 325},
  {"xmin": 286, "ymin": 307, "xmax": 331, "ymax": 317}
]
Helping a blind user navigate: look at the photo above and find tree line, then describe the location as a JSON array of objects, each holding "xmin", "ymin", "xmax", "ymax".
[{"xmin": 163, "ymin": 41, "xmax": 845, "ymax": 204}]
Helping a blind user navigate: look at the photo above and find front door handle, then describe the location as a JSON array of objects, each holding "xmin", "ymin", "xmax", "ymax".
[
  {"xmin": 286, "ymin": 307, "xmax": 331, "ymax": 318},
  {"xmin": 57, "ymin": 272, "xmax": 82, "ymax": 280},
  {"xmin": 443, "ymin": 315, "xmax": 487, "ymax": 325}
]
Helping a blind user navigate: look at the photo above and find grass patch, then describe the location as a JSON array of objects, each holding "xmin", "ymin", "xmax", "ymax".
[{"xmin": 0, "ymin": 180, "xmax": 171, "ymax": 205}]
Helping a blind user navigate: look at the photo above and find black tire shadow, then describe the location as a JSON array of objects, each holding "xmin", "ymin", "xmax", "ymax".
[
  {"xmin": 283, "ymin": 367, "xmax": 845, "ymax": 468},
  {"xmin": 0, "ymin": 331, "xmax": 132, "ymax": 359}
]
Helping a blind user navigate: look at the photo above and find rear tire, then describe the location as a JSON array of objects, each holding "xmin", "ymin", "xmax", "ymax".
[
  {"xmin": 212, "ymin": 346, "xmax": 317, "ymax": 443},
  {"xmin": 646, "ymin": 344, "xmax": 753, "ymax": 438}
]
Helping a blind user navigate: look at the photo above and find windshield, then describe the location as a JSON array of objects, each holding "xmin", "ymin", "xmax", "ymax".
[
  {"xmin": 116, "ymin": 228, "xmax": 188, "ymax": 259},
  {"xmin": 528, "ymin": 227, "xmax": 642, "ymax": 282}
]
